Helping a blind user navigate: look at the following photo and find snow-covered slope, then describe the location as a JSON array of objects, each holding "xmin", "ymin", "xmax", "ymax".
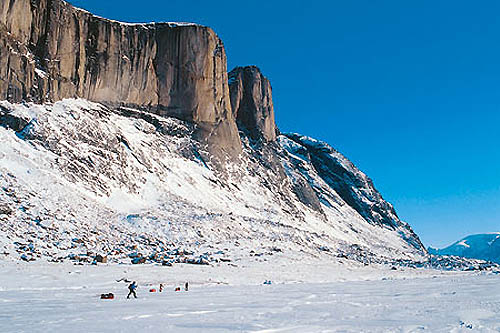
[
  {"xmin": 280, "ymin": 133, "xmax": 423, "ymax": 251},
  {"xmin": 429, "ymin": 233, "xmax": 500, "ymax": 263},
  {"xmin": 0, "ymin": 99, "xmax": 425, "ymax": 265}
]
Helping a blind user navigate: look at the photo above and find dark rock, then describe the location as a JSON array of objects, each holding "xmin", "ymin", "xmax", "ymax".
[
  {"xmin": 0, "ymin": 112, "xmax": 30, "ymax": 133},
  {"xmin": 0, "ymin": 204, "xmax": 13, "ymax": 215},
  {"xmin": 291, "ymin": 177, "xmax": 324, "ymax": 214},
  {"xmin": 20, "ymin": 253, "xmax": 35, "ymax": 262},
  {"xmin": 229, "ymin": 66, "xmax": 276, "ymax": 142},
  {"xmin": 95, "ymin": 254, "xmax": 107, "ymax": 263},
  {"xmin": 131, "ymin": 257, "xmax": 146, "ymax": 264}
]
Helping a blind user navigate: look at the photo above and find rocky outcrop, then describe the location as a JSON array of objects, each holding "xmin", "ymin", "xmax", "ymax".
[
  {"xmin": 280, "ymin": 133, "xmax": 426, "ymax": 252},
  {"xmin": 283, "ymin": 134, "xmax": 400, "ymax": 229},
  {"xmin": 0, "ymin": 0, "xmax": 240, "ymax": 157},
  {"xmin": 0, "ymin": 104, "xmax": 31, "ymax": 132},
  {"xmin": 229, "ymin": 66, "xmax": 276, "ymax": 142}
]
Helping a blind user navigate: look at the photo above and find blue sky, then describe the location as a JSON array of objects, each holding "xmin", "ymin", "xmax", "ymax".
[{"xmin": 68, "ymin": 0, "xmax": 500, "ymax": 248}]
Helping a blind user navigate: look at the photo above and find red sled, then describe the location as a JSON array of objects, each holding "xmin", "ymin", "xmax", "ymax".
[
  {"xmin": 100, "ymin": 293, "xmax": 114, "ymax": 300},
  {"xmin": 149, "ymin": 288, "xmax": 157, "ymax": 292}
]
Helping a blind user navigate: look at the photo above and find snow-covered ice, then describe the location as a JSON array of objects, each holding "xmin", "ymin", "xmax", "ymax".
[{"xmin": 1, "ymin": 261, "xmax": 500, "ymax": 332}]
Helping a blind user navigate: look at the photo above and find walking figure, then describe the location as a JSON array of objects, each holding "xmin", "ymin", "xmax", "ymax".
[
  {"xmin": 127, "ymin": 281, "xmax": 138, "ymax": 299},
  {"xmin": 185, "ymin": 282, "xmax": 189, "ymax": 291}
]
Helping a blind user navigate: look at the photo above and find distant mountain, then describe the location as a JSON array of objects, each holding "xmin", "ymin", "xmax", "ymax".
[{"xmin": 429, "ymin": 233, "xmax": 500, "ymax": 263}]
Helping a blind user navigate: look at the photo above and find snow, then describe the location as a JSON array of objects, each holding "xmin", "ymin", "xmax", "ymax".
[
  {"xmin": 0, "ymin": 99, "xmax": 425, "ymax": 264},
  {"xmin": 1, "ymin": 261, "xmax": 500, "ymax": 332},
  {"xmin": 284, "ymin": 133, "xmax": 359, "ymax": 176},
  {"xmin": 71, "ymin": 4, "xmax": 199, "ymax": 28},
  {"xmin": 430, "ymin": 233, "xmax": 500, "ymax": 263},
  {"xmin": 458, "ymin": 240, "xmax": 471, "ymax": 248},
  {"xmin": 34, "ymin": 68, "xmax": 48, "ymax": 79},
  {"xmin": 3, "ymin": 98, "xmax": 482, "ymax": 330}
]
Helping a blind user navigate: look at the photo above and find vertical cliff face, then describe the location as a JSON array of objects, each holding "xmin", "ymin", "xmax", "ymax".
[
  {"xmin": 229, "ymin": 66, "xmax": 276, "ymax": 142},
  {"xmin": 0, "ymin": 0, "xmax": 240, "ymax": 157},
  {"xmin": 0, "ymin": 1, "xmax": 427, "ymax": 257}
]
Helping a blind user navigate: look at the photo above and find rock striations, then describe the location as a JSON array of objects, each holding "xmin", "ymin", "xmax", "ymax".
[
  {"xmin": 0, "ymin": 0, "xmax": 240, "ymax": 157},
  {"xmin": 0, "ymin": 0, "xmax": 428, "ymax": 264},
  {"xmin": 229, "ymin": 66, "xmax": 277, "ymax": 142}
]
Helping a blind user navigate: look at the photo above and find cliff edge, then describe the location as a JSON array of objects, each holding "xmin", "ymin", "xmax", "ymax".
[{"xmin": 0, "ymin": 0, "xmax": 240, "ymax": 156}]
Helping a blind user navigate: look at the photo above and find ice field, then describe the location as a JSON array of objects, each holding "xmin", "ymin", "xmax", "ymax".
[{"xmin": 1, "ymin": 262, "xmax": 500, "ymax": 332}]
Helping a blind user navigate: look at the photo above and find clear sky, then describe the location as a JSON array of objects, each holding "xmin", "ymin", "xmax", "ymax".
[{"xmin": 67, "ymin": 0, "xmax": 500, "ymax": 248}]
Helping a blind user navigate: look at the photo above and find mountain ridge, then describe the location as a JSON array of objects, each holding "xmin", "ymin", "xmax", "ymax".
[
  {"xmin": 429, "ymin": 233, "xmax": 500, "ymax": 263},
  {"xmin": 0, "ymin": 1, "xmax": 427, "ymax": 265}
]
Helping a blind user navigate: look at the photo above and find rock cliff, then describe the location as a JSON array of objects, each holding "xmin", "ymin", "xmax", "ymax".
[
  {"xmin": 0, "ymin": 0, "xmax": 240, "ymax": 157},
  {"xmin": 0, "ymin": 1, "xmax": 428, "ymax": 262},
  {"xmin": 229, "ymin": 66, "xmax": 277, "ymax": 142}
]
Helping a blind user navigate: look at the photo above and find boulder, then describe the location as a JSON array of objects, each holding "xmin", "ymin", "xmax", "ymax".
[
  {"xmin": 95, "ymin": 254, "xmax": 107, "ymax": 263},
  {"xmin": 0, "ymin": 203, "xmax": 13, "ymax": 215},
  {"xmin": 131, "ymin": 257, "xmax": 146, "ymax": 264}
]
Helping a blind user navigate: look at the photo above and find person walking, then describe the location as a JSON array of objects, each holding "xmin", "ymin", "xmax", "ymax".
[{"xmin": 127, "ymin": 281, "xmax": 138, "ymax": 299}]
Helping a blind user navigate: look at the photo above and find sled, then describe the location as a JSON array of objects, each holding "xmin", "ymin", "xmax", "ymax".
[{"xmin": 100, "ymin": 293, "xmax": 114, "ymax": 300}]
